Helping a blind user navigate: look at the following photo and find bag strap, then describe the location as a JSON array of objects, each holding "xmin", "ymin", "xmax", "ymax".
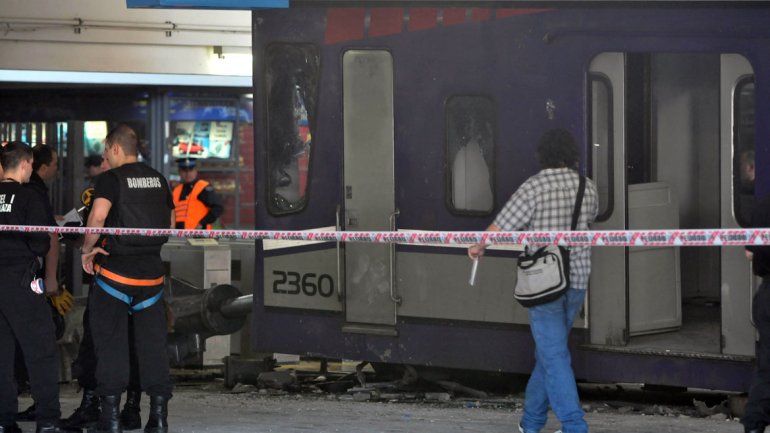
[{"xmin": 570, "ymin": 175, "xmax": 586, "ymax": 231}]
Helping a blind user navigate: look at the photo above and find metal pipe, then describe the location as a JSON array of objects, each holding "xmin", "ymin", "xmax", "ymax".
[
  {"xmin": 0, "ymin": 17, "xmax": 250, "ymax": 35},
  {"xmin": 220, "ymin": 294, "xmax": 253, "ymax": 318}
]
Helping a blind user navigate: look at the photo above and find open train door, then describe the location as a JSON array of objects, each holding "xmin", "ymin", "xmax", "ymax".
[
  {"xmin": 588, "ymin": 53, "xmax": 628, "ymax": 346},
  {"xmin": 720, "ymin": 54, "xmax": 756, "ymax": 356},
  {"xmin": 341, "ymin": 50, "xmax": 399, "ymax": 336}
]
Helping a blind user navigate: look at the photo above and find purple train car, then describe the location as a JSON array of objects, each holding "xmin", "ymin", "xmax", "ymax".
[{"xmin": 249, "ymin": 2, "xmax": 769, "ymax": 392}]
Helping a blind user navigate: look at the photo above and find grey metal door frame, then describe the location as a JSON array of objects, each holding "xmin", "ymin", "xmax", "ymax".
[
  {"xmin": 588, "ymin": 52, "xmax": 629, "ymax": 346},
  {"xmin": 720, "ymin": 54, "xmax": 756, "ymax": 356}
]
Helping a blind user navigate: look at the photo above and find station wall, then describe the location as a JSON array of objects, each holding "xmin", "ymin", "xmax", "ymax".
[{"xmin": 0, "ymin": 0, "xmax": 252, "ymax": 76}]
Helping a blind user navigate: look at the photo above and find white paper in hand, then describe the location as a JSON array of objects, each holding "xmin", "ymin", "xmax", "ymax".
[{"xmin": 469, "ymin": 258, "xmax": 479, "ymax": 286}]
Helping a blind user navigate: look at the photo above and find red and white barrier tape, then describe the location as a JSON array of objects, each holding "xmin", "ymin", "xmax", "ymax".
[{"xmin": 2, "ymin": 225, "xmax": 770, "ymax": 247}]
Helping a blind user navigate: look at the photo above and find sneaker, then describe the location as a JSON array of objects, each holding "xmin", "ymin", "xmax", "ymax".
[{"xmin": 518, "ymin": 424, "xmax": 563, "ymax": 433}]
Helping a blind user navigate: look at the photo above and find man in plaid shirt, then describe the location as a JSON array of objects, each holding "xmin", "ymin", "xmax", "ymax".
[{"xmin": 468, "ymin": 128, "xmax": 598, "ymax": 433}]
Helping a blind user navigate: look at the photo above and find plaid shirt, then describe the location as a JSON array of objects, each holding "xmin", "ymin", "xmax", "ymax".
[{"xmin": 494, "ymin": 168, "xmax": 599, "ymax": 289}]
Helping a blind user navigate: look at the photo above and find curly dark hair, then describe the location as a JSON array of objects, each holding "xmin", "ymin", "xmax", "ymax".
[{"xmin": 536, "ymin": 128, "xmax": 579, "ymax": 169}]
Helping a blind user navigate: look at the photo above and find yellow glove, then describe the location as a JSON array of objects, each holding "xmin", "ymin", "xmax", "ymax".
[{"xmin": 49, "ymin": 290, "xmax": 74, "ymax": 316}]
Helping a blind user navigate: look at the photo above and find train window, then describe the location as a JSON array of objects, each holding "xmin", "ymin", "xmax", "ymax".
[
  {"xmin": 445, "ymin": 96, "xmax": 495, "ymax": 214},
  {"xmin": 589, "ymin": 74, "xmax": 613, "ymax": 222},
  {"xmin": 733, "ymin": 77, "xmax": 755, "ymax": 227},
  {"xmin": 265, "ymin": 43, "xmax": 320, "ymax": 215}
]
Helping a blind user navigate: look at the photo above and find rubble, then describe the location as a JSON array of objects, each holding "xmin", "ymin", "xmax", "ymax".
[{"xmin": 182, "ymin": 361, "xmax": 745, "ymax": 423}]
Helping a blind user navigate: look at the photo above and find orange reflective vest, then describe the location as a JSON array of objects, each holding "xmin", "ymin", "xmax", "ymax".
[{"xmin": 173, "ymin": 179, "xmax": 212, "ymax": 230}]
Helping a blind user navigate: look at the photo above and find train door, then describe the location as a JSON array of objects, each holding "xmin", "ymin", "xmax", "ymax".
[
  {"xmin": 720, "ymin": 54, "xmax": 756, "ymax": 356},
  {"xmin": 341, "ymin": 50, "xmax": 398, "ymax": 335},
  {"xmin": 589, "ymin": 52, "xmax": 755, "ymax": 357},
  {"xmin": 588, "ymin": 52, "xmax": 628, "ymax": 345}
]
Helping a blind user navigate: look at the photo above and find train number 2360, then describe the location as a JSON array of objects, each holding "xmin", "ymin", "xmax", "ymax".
[{"xmin": 272, "ymin": 271, "xmax": 335, "ymax": 297}]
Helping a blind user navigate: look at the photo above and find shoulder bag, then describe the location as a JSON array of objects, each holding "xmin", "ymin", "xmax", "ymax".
[{"xmin": 514, "ymin": 176, "xmax": 585, "ymax": 307}]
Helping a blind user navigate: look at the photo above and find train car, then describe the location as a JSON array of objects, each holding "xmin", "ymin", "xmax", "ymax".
[{"xmin": 249, "ymin": 2, "xmax": 768, "ymax": 392}]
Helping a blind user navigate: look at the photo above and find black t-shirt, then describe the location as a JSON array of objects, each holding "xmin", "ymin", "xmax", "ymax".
[
  {"xmin": 92, "ymin": 163, "xmax": 174, "ymax": 279},
  {"xmin": 93, "ymin": 166, "xmax": 175, "ymax": 226},
  {"xmin": 747, "ymin": 195, "xmax": 770, "ymax": 278},
  {"xmin": 0, "ymin": 181, "xmax": 51, "ymax": 264}
]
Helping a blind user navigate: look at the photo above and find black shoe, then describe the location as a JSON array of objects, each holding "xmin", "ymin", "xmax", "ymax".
[
  {"xmin": 120, "ymin": 390, "xmax": 141, "ymax": 431},
  {"xmin": 0, "ymin": 423, "xmax": 22, "ymax": 433},
  {"xmin": 87, "ymin": 395, "xmax": 122, "ymax": 433},
  {"xmin": 16, "ymin": 403, "xmax": 36, "ymax": 421},
  {"xmin": 63, "ymin": 388, "xmax": 100, "ymax": 429},
  {"xmin": 143, "ymin": 395, "xmax": 169, "ymax": 433},
  {"xmin": 36, "ymin": 421, "xmax": 81, "ymax": 433}
]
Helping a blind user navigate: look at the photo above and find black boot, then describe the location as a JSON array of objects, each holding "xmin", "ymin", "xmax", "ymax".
[
  {"xmin": 16, "ymin": 403, "xmax": 36, "ymax": 421},
  {"xmin": 142, "ymin": 395, "xmax": 169, "ymax": 433},
  {"xmin": 36, "ymin": 420, "xmax": 81, "ymax": 433},
  {"xmin": 88, "ymin": 395, "xmax": 122, "ymax": 433},
  {"xmin": 63, "ymin": 388, "xmax": 101, "ymax": 429},
  {"xmin": 0, "ymin": 423, "xmax": 22, "ymax": 433},
  {"xmin": 120, "ymin": 390, "xmax": 141, "ymax": 431}
]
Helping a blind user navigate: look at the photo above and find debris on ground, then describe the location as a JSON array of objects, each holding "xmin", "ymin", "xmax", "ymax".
[{"xmin": 172, "ymin": 359, "xmax": 744, "ymax": 422}]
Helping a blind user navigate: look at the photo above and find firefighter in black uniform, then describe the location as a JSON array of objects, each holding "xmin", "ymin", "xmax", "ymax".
[
  {"xmin": 0, "ymin": 141, "xmax": 70, "ymax": 433},
  {"xmin": 743, "ymin": 194, "xmax": 770, "ymax": 433},
  {"xmin": 63, "ymin": 153, "xmax": 145, "ymax": 433},
  {"xmin": 80, "ymin": 125, "xmax": 174, "ymax": 433}
]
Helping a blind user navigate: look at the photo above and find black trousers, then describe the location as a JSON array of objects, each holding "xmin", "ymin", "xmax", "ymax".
[
  {"xmin": 0, "ymin": 265, "xmax": 60, "ymax": 424},
  {"xmin": 72, "ymin": 296, "xmax": 141, "ymax": 392},
  {"xmin": 744, "ymin": 281, "xmax": 770, "ymax": 430},
  {"xmin": 89, "ymin": 281, "xmax": 171, "ymax": 398}
]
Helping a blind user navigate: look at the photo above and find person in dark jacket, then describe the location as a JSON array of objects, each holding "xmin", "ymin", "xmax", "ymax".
[
  {"xmin": 0, "ymin": 141, "xmax": 71, "ymax": 433},
  {"xmin": 743, "ymin": 195, "xmax": 770, "ymax": 433}
]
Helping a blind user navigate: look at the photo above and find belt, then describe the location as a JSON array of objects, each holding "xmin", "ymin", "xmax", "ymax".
[
  {"xmin": 95, "ymin": 264, "xmax": 164, "ymax": 286},
  {"xmin": 95, "ymin": 277, "xmax": 163, "ymax": 314}
]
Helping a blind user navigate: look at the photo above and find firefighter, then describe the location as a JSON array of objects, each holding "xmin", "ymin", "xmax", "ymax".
[
  {"xmin": 0, "ymin": 141, "xmax": 71, "ymax": 433},
  {"xmin": 80, "ymin": 125, "xmax": 174, "ymax": 433},
  {"xmin": 172, "ymin": 158, "xmax": 223, "ymax": 230}
]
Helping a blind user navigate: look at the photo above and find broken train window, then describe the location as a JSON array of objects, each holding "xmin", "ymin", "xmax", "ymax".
[{"xmin": 265, "ymin": 43, "xmax": 320, "ymax": 214}]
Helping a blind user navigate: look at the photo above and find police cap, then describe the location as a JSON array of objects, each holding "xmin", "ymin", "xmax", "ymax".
[{"xmin": 177, "ymin": 158, "xmax": 197, "ymax": 169}]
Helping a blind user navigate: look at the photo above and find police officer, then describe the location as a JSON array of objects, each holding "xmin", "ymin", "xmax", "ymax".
[
  {"xmin": 81, "ymin": 125, "xmax": 174, "ymax": 433},
  {"xmin": 0, "ymin": 141, "xmax": 70, "ymax": 433},
  {"xmin": 173, "ymin": 158, "xmax": 223, "ymax": 230}
]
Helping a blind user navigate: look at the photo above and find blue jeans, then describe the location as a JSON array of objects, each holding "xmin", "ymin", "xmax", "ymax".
[{"xmin": 520, "ymin": 288, "xmax": 588, "ymax": 433}]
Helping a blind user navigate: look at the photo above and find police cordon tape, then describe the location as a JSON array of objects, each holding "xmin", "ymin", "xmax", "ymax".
[{"xmin": 3, "ymin": 224, "xmax": 770, "ymax": 247}]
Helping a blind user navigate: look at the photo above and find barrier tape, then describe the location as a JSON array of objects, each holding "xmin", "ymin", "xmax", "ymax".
[{"xmin": 2, "ymin": 224, "xmax": 770, "ymax": 247}]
